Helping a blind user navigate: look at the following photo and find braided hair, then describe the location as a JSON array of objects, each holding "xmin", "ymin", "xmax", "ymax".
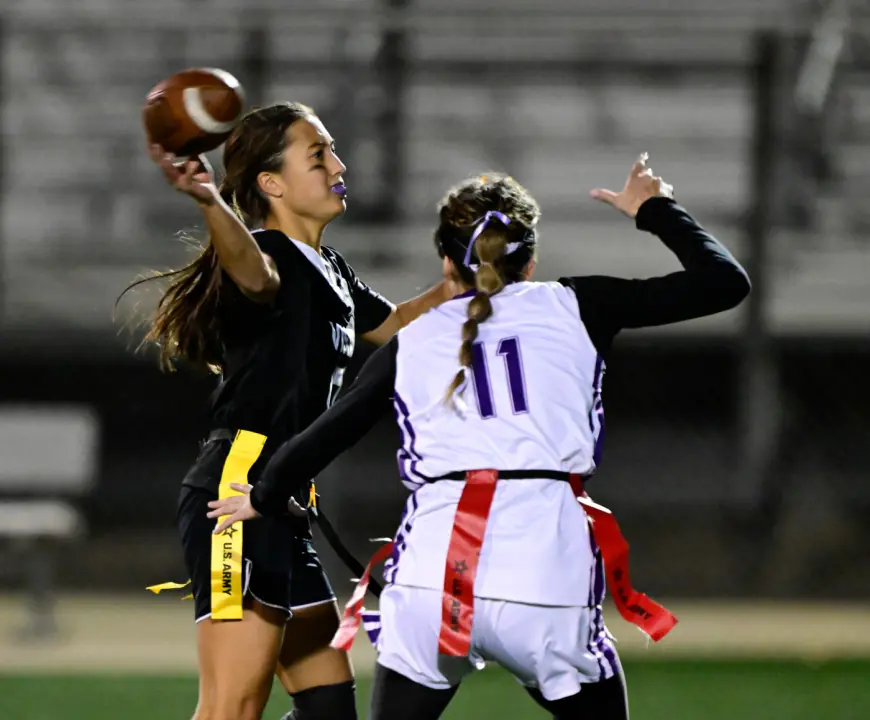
[{"xmin": 433, "ymin": 174, "xmax": 541, "ymax": 407}]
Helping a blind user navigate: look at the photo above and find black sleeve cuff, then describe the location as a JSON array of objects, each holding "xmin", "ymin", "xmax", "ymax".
[
  {"xmin": 635, "ymin": 196, "xmax": 680, "ymax": 233},
  {"xmin": 249, "ymin": 481, "xmax": 284, "ymax": 517}
]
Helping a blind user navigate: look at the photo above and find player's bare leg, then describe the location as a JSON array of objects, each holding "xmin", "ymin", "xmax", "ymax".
[
  {"xmin": 194, "ymin": 598, "xmax": 286, "ymax": 720},
  {"xmin": 275, "ymin": 600, "xmax": 357, "ymax": 719}
]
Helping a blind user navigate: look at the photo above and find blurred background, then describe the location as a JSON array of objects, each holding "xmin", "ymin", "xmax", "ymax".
[{"xmin": 1, "ymin": 0, "xmax": 869, "ymax": 718}]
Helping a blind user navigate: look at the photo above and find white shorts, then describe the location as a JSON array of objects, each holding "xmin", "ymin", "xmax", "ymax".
[{"xmin": 376, "ymin": 583, "xmax": 621, "ymax": 702}]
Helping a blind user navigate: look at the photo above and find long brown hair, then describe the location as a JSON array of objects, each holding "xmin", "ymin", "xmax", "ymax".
[
  {"xmin": 434, "ymin": 175, "xmax": 541, "ymax": 405},
  {"xmin": 118, "ymin": 102, "xmax": 314, "ymax": 373}
]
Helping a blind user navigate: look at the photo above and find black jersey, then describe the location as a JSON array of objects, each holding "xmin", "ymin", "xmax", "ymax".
[{"xmin": 209, "ymin": 229, "xmax": 394, "ymax": 444}]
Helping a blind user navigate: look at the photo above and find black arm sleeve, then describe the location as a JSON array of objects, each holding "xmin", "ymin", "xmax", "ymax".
[
  {"xmin": 250, "ymin": 336, "xmax": 399, "ymax": 516},
  {"xmin": 559, "ymin": 197, "xmax": 751, "ymax": 355}
]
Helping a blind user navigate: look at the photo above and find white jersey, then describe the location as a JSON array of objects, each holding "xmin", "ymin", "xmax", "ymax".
[
  {"xmin": 249, "ymin": 197, "xmax": 747, "ymax": 642},
  {"xmin": 384, "ymin": 281, "xmax": 605, "ymax": 606}
]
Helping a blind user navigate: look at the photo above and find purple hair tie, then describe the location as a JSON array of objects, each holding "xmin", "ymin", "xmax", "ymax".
[{"xmin": 463, "ymin": 210, "xmax": 510, "ymax": 267}]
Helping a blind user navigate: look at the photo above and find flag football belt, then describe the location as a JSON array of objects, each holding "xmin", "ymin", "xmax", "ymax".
[
  {"xmin": 147, "ymin": 429, "xmax": 380, "ymax": 617},
  {"xmin": 147, "ymin": 428, "xmax": 267, "ymax": 619},
  {"xmin": 332, "ymin": 469, "xmax": 678, "ymax": 655},
  {"xmin": 199, "ymin": 431, "xmax": 384, "ymax": 599}
]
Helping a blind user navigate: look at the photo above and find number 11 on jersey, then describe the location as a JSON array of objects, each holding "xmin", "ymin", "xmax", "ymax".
[{"xmin": 469, "ymin": 337, "xmax": 529, "ymax": 419}]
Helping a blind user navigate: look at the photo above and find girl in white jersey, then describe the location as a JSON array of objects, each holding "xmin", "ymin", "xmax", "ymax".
[{"xmin": 209, "ymin": 156, "xmax": 751, "ymax": 719}]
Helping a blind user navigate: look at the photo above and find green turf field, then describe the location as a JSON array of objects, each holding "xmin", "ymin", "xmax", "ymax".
[{"xmin": 2, "ymin": 660, "xmax": 869, "ymax": 720}]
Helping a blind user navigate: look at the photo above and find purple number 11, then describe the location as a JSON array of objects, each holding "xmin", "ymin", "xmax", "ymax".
[{"xmin": 470, "ymin": 337, "xmax": 529, "ymax": 419}]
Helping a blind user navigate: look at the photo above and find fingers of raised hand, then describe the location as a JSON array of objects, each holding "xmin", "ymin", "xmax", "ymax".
[
  {"xmin": 652, "ymin": 176, "xmax": 675, "ymax": 198},
  {"xmin": 589, "ymin": 188, "xmax": 619, "ymax": 205},
  {"xmin": 632, "ymin": 164, "xmax": 661, "ymax": 195},
  {"xmin": 630, "ymin": 152, "xmax": 649, "ymax": 177},
  {"xmin": 627, "ymin": 153, "xmax": 656, "ymax": 193}
]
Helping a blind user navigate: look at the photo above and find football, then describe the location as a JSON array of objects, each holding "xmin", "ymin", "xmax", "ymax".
[{"xmin": 143, "ymin": 68, "xmax": 245, "ymax": 157}]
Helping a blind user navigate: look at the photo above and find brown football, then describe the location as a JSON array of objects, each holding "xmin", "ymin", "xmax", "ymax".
[{"xmin": 143, "ymin": 68, "xmax": 245, "ymax": 156}]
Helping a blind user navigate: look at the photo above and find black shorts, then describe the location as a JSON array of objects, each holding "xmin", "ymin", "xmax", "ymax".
[{"xmin": 177, "ymin": 435, "xmax": 335, "ymax": 622}]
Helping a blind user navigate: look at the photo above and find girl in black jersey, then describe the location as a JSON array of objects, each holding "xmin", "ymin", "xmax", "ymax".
[
  {"xmin": 129, "ymin": 103, "xmax": 450, "ymax": 720},
  {"xmin": 206, "ymin": 157, "xmax": 751, "ymax": 720}
]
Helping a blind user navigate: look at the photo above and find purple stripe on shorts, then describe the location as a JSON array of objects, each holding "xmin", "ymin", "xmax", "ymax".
[
  {"xmin": 585, "ymin": 518, "xmax": 606, "ymax": 679},
  {"xmin": 383, "ymin": 491, "xmax": 419, "ymax": 584},
  {"xmin": 361, "ymin": 610, "xmax": 382, "ymax": 646},
  {"xmin": 589, "ymin": 534, "xmax": 617, "ymax": 679},
  {"xmin": 595, "ymin": 604, "xmax": 617, "ymax": 679},
  {"xmin": 599, "ymin": 631, "xmax": 618, "ymax": 680}
]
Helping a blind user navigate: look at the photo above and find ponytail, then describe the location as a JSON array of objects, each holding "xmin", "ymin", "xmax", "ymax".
[{"xmin": 445, "ymin": 229, "xmax": 508, "ymax": 406}]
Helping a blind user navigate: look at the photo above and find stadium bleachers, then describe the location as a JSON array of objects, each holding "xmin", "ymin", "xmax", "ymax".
[{"xmin": 0, "ymin": 1, "xmax": 867, "ymax": 334}]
